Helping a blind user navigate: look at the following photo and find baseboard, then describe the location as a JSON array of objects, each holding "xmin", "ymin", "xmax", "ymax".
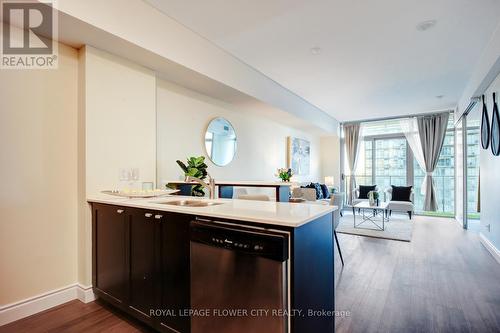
[
  {"xmin": 480, "ymin": 233, "xmax": 500, "ymax": 264},
  {"xmin": 0, "ymin": 283, "xmax": 96, "ymax": 326},
  {"xmin": 76, "ymin": 284, "xmax": 96, "ymax": 303}
]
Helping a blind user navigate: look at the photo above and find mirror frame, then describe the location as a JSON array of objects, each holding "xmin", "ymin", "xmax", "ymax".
[{"xmin": 204, "ymin": 117, "xmax": 237, "ymax": 166}]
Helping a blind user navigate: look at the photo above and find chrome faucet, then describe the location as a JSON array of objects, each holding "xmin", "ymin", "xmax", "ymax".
[{"xmin": 185, "ymin": 175, "xmax": 216, "ymax": 199}]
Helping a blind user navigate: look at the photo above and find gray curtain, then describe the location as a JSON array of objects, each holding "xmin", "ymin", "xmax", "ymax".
[
  {"xmin": 344, "ymin": 123, "xmax": 361, "ymax": 205},
  {"xmin": 417, "ymin": 113, "xmax": 449, "ymax": 211}
]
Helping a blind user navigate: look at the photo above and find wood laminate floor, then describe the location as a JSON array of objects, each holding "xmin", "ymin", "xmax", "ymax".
[
  {"xmin": 1, "ymin": 215, "xmax": 499, "ymax": 333},
  {"xmin": 0, "ymin": 300, "xmax": 153, "ymax": 333},
  {"xmin": 334, "ymin": 214, "xmax": 500, "ymax": 333}
]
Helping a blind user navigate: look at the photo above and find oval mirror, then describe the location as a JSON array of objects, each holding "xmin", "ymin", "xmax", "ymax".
[{"xmin": 204, "ymin": 117, "xmax": 237, "ymax": 166}]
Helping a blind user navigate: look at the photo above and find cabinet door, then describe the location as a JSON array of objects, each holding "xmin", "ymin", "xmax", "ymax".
[
  {"xmin": 129, "ymin": 209, "xmax": 160, "ymax": 319},
  {"xmin": 93, "ymin": 204, "xmax": 128, "ymax": 303},
  {"xmin": 160, "ymin": 213, "xmax": 191, "ymax": 333}
]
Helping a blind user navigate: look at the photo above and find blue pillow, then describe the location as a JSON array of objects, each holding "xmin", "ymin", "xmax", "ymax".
[
  {"xmin": 320, "ymin": 184, "xmax": 330, "ymax": 199},
  {"xmin": 307, "ymin": 182, "xmax": 323, "ymax": 200}
]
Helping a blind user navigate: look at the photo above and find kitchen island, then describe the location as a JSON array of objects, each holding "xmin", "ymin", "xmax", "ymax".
[{"xmin": 88, "ymin": 194, "xmax": 337, "ymax": 333}]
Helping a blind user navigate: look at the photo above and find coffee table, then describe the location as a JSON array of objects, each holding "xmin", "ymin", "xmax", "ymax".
[{"xmin": 352, "ymin": 201, "xmax": 389, "ymax": 231}]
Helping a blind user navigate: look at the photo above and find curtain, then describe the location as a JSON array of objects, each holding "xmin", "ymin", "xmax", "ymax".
[
  {"xmin": 344, "ymin": 123, "xmax": 361, "ymax": 205},
  {"xmin": 400, "ymin": 118, "xmax": 426, "ymax": 195},
  {"xmin": 417, "ymin": 113, "xmax": 449, "ymax": 211}
]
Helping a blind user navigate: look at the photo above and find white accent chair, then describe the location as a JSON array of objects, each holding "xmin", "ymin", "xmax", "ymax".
[{"xmin": 385, "ymin": 187, "xmax": 414, "ymax": 219}]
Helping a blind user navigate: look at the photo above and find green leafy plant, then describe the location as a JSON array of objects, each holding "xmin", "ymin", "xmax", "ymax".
[
  {"xmin": 275, "ymin": 168, "xmax": 293, "ymax": 182},
  {"xmin": 176, "ymin": 156, "xmax": 208, "ymax": 197}
]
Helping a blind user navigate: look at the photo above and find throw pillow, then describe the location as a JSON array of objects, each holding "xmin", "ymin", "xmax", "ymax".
[
  {"xmin": 305, "ymin": 182, "xmax": 324, "ymax": 200},
  {"xmin": 320, "ymin": 184, "xmax": 330, "ymax": 199},
  {"xmin": 312, "ymin": 183, "xmax": 324, "ymax": 200},
  {"xmin": 358, "ymin": 185, "xmax": 376, "ymax": 199},
  {"xmin": 391, "ymin": 185, "xmax": 412, "ymax": 202}
]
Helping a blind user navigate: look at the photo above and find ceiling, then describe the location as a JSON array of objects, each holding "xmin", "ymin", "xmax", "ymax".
[{"xmin": 143, "ymin": 0, "xmax": 500, "ymax": 122}]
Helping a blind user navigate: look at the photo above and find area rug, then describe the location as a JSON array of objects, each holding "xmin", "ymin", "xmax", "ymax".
[{"xmin": 336, "ymin": 213, "xmax": 413, "ymax": 242}]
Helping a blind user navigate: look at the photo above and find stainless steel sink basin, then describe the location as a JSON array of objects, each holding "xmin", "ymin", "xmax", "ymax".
[{"xmin": 157, "ymin": 200, "xmax": 224, "ymax": 207}]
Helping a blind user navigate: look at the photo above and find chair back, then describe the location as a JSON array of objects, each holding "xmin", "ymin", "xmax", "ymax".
[
  {"xmin": 234, "ymin": 188, "xmax": 248, "ymax": 198},
  {"xmin": 238, "ymin": 194, "xmax": 270, "ymax": 201},
  {"xmin": 329, "ymin": 193, "xmax": 343, "ymax": 228}
]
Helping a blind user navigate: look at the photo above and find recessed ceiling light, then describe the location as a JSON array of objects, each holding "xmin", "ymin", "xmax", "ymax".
[
  {"xmin": 310, "ymin": 47, "xmax": 321, "ymax": 55},
  {"xmin": 416, "ymin": 20, "xmax": 437, "ymax": 32}
]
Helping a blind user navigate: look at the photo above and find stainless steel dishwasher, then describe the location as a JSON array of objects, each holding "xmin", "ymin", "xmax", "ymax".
[{"xmin": 190, "ymin": 219, "xmax": 290, "ymax": 333}]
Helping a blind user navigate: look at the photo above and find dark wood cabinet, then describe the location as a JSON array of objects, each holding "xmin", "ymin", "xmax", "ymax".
[
  {"xmin": 92, "ymin": 204, "xmax": 128, "ymax": 304},
  {"xmin": 92, "ymin": 204, "xmax": 192, "ymax": 332},
  {"xmin": 128, "ymin": 208, "xmax": 161, "ymax": 320}
]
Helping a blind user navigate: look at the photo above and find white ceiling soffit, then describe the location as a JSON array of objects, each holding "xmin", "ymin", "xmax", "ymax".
[
  {"xmin": 143, "ymin": 0, "xmax": 500, "ymax": 122},
  {"xmin": 49, "ymin": 0, "xmax": 338, "ymax": 134}
]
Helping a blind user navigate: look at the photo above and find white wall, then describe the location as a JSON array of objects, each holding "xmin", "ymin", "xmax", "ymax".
[
  {"xmin": 480, "ymin": 73, "xmax": 500, "ymax": 249},
  {"xmin": 320, "ymin": 136, "xmax": 341, "ymax": 187},
  {"xmin": 457, "ymin": 22, "xmax": 500, "ymax": 120},
  {"xmin": 0, "ymin": 42, "xmax": 79, "ymax": 305},
  {"xmin": 83, "ymin": 46, "xmax": 157, "ymax": 195},
  {"xmin": 156, "ymin": 79, "xmax": 323, "ymax": 187}
]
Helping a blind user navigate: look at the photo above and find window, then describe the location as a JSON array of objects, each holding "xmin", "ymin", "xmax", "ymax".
[
  {"xmin": 343, "ymin": 114, "xmax": 455, "ymax": 217},
  {"xmin": 374, "ymin": 138, "xmax": 407, "ymax": 189}
]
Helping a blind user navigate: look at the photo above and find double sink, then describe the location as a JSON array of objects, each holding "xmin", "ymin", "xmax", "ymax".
[{"xmin": 156, "ymin": 199, "xmax": 224, "ymax": 207}]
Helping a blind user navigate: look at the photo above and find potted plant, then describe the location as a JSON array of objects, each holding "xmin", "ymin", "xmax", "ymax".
[
  {"xmin": 176, "ymin": 156, "xmax": 208, "ymax": 197},
  {"xmin": 276, "ymin": 168, "xmax": 293, "ymax": 182},
  {"xmin": 368, "ymin": 190, "xmax": 380, "ymax": 206}
]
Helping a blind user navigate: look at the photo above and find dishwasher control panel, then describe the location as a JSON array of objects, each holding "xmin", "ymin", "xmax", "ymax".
[{"xmin": 190, "ymin": 220, "xmax": 289, "ymax": 262}]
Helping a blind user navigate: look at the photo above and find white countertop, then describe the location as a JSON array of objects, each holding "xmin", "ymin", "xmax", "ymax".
[{"xmin": 87, "ymin": 194, "xmax": 336, "ymax": 227}]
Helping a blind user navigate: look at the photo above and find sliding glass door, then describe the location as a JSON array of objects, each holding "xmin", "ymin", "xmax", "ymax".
[{"xmin": 465, "ymin": 123, "xmax": 480, "ymax": 230}]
